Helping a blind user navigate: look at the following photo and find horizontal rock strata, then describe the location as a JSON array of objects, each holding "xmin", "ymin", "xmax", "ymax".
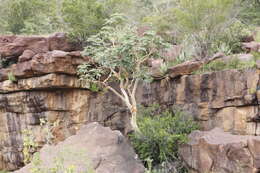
[{"xmin": 0, "ymin": 34, "xmax": 259, "ymax": 171}]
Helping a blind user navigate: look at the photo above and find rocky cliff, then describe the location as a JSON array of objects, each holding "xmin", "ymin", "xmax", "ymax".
[{"xmin": 0, "ymin": 34, "xmax": 260, "ymax": 172}]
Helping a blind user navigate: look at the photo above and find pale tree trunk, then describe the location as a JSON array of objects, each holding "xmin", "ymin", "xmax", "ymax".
[
  {"xmin": 130, "ymin": 107, "xmax": 140, "ymax": 133},
  {"xmin": 106, "ymin": 79, "xmax": 140, "ymax": 133}
]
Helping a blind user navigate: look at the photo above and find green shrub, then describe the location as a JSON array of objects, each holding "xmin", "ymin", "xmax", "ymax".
[
  {"xmin": 240, "ymin": 0, "xmax": 260, "ymax": 26},
  {"xmin": 7, "ymin": 72, "xmax": 17, "ymax": 83},
  {"xmin": 0, "ymin": 0, "xmax": 58, "ymax": 35},
  {"xmin": 61, "ymin": 0, "xmax": 107, "ymax": 44},
  {"xmin": 129, "ymin": 105, "xmax": 199, "ymax": 173},
  {"xmin": 61, "ymin": 0, "xmax": 131, "ymax": 44}
]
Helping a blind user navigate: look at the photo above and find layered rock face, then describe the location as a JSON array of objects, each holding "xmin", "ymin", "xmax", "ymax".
[
  {"xmin": 0, "ymin": 34, "xmax": 260, "ymax": 172},
  {"xmin": 14, "ymin": 122, "xmax": 145, "ymax": 173},
  {"xmin": 137, "ymin": 68, "xmax": 260, "ymax": 135},
  {"xmin": 0, "ymin": 34, "xmax": 91, "ymax": 170}
]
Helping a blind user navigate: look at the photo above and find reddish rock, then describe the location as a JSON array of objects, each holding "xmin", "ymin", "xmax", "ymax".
[
  {"xmin": 167, "ymin": 60, "xmax": 203, "ymax": 78},
  {"xmin": 180, "ymin": 128, "xmax": 260, "ymax": 173},
  {"xmin": 0, "ymin": 50, "xmax": 87, "ymax": 81},
  {"xmin": 0, "ymin": 33, "xmax": 80, "ymax": 59},
  {"xmin": 18, "ymin": 50, "xmax": 36, "ymax": 62},
  {"xmin": 47, "ymin": 32, "xmax": 81, "ymax": 51},
  {"xmin": 0, "ymin": 36, "xmax": 48, "ymax": 58},
  {"xmin": 242, "ymin": 41, "xmax": 260, "ymax": 52}
]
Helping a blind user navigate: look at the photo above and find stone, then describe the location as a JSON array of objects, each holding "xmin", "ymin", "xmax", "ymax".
[
  {"xmin": 0, "ymin": 36, "xmax": 48, "ymax": 58},
  {"xmin": 14, "ymin": 123, "xmax": 145, "ymax": 173},
  {"xmin": 0, "ymin": 50, "xmax": 87, "ymax": 82},
  {"xmin": 242, "ymin": 41, "xmax": 260, "ymax": 52},
  {"xmin": 257, "ymin": 60, "xmax": 260, "ymax": 69},
  {"xmin": 0, "ymin": 89, "xmax": 91, "ymax": 170},
  {"xmin": 167, "ymin": 60, "xmax": 203, "ymax": 78},
  {"xmin": 18, "ymin": 50, "xmax": 36, "ymax": 62},
  {"xmin": 47, "ymin": 32, "xmax": 81, "ymax": 52},
  {"xmin": 0, "ymin": 34, "xmax": 260, "ymax": 172},
  {"xmin": 164, "ymin": 45, "xmax": 182, "ymax": 62},
  {"xmin": 0, "ymin": 33, "xmax": 80, "ymax": 59},
  {"xmin": 180, "ymin": 128, "xmax": 260, "ymax": 173}
]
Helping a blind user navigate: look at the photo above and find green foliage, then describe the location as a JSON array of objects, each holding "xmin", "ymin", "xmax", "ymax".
[
  {"xmin": 61, "ymin": 0, "xmax": 106, "ymax": 43},
  {"xmin": 7, "ymin": 72, "xmax": 17, "ymax": 83},
  {"xmin": 22, "ymin": 129, "xmax": 38, "ymax": 164},
  {"xmin": 78, "ymin": 14, "xmax": 170, "ymax": 132},
  {"xmin": 78, "ymin": 14, "xmax": 170, "ymax": 85},
  {"xmin": 172, "ymin": 0, "xmax": 245, "ymax": 57},
  {"xmin": 0, "ymin": 0, "xmax": 59, "ymax": 35},
  {"xmin": 240, "ymin": 0, "xmax": 260, "ymax": 26},
  {"xmin": 212, "ymin": 21, "xmax": 251, "ymax": 54},
  {"xmin": 129, "ymin": 105, "xmax": 199, "ymax": 173}
]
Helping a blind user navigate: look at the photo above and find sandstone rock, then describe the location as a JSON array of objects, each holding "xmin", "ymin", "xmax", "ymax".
[
  {"xmin": 180, "ymin": 128, "xmax": 260, "ymax": 173},
  {"xmin": 167, "ymin": 60, "xmax": 203, "ymax": 78},
  {"xmin": 0, "ymin": 33, "xmax": 80, "ymax": 59},
  {"xmin": 18, "ymin": 50, "xmax": 36, "ymax": 62},
  {"xmin": 256, "ymin": 59, "xmax": 260, "ymax": 69},
  {"xmin": 164, "ymin": 45, "xmax": 182, "ymax": 62},
  {"xmin": 0, "ymin": 36, "xmax": 48, "ymax": 58},
  {"xmin": 0, "ymin": 73, "xmax": 88, "ymax": 93},
  {"xmin": 0, "ymin": 50, "xmax": 87, "ymax": 81},
  {"xmin": 14, "ymin": 122, "xmax": 145, "ymax": 173},
  {"xmin": 242, "ymin": 41, "xmax": 260, "ymax": 52},
  {"xmin": 223, "ymin": 53, "xmax": 254, "ymax": 63},
  {"xmin": 0, "ymin": 89, "xmax": 91, "ymax": 170},
  {"xmin": 48, "ymin": 32, "xmax": 81, "ymax": 52}
]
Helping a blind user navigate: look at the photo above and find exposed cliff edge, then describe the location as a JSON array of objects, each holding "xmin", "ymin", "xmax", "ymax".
[{"xmin": 0, "ymin": 34, "xmax": 260, "ymax": 172}]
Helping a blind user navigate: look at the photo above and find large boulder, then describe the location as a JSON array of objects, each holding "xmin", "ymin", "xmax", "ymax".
[
  {"xmin": 180, "ymin": 128, "xmax": 260, "ymax": 173},
  {"xmin": 14, "ymin": 122, "xmax": 145, "ymax": 173}
]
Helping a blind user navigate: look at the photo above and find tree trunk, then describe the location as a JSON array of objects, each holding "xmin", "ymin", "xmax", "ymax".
[{"xmin": 130, "ymin": 107, "xmax": 140, "ymax": 133}]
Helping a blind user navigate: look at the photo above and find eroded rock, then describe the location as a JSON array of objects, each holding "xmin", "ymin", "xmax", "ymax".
[
  {"xmin": 180, "ymin": 128, "xmax": 260, "ymax": 173},
  {"xmin": 0, "ymin": 33, "xmax": 80, "ymax": 59}
]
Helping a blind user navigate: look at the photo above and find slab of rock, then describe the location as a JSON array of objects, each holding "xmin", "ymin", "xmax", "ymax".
[
  {"xmin": 180, "ymin": 128, "xmax": 260, "ymax": 173},
  {"xmin": 14, "ymin": 122, "xmax": 145, "ymax": 173},
  {"xmin": 0, "ymin": 50, "xmax": 87, "ymax": 81},
  {"xmin": 0, "ymin": 73, "xmax": 88, "ymax": 93},
  {"xmin": 0, "ymin": 33, "xmax": 80, "ymax": 59},
  {"xmin": 167, "ymin": 60, "xmax": 203, "ymax": 78}
]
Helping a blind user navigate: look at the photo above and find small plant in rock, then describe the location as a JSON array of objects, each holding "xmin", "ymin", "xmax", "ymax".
[
  {"xmin": 7, "ymin": 72, "xmax": 17, "ymax": 83},
  {"xmin": 39, "ymin": 118, "xmax": 60, "ymax": 145},
  {"xmin": 78, "ymin": 14, "xmax": 170, "ymax": 132},
  {"xmin": 129, "ymin": 105, "xmax": 199, "ymax": 173},
  {"xmin": 22, "ymin": 129, "xmax": 38, "ymax": 164}
]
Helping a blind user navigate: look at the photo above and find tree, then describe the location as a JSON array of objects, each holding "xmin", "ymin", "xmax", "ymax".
[
  {"xmin": 61, "ymin": 0, "xmax": 106, "ymax": 44},
  {"xmin": 78, "ymin": 14, "xmax": 170, "ymax": 132},
  {"xmin": 0, "ymin": 0, "xmax": 60, "ymax": 35}
]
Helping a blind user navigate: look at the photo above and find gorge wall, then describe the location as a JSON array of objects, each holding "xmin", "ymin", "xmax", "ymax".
[{"xmin": 0, "ymin": 34, "xmax": 260, "ymax": 172}]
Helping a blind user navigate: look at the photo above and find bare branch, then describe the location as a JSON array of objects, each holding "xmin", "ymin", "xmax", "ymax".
[{"xmin": 106, "ymin": 86, "xmax": 126, "ymax": 103}]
